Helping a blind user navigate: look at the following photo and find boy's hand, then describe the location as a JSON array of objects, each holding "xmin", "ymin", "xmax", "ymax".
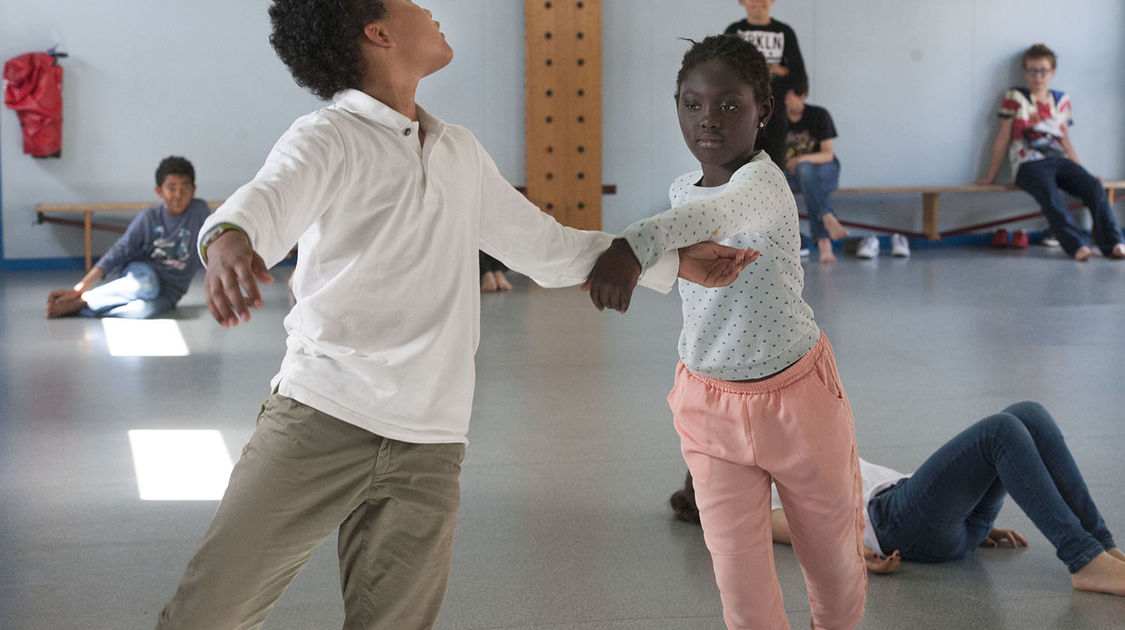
[
  {"xmin": 204, "ymin": 230, "xmax": 274, "ymax": 327},
  {"xmin": 583, "ymin": 238, "xmax": 642, "ymax": 313},
  {"xmin": 678, "ymin": 242, "xmax": 759, "ymax": 287}
]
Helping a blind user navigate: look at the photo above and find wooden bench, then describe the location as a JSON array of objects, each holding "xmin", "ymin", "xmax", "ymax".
[
  {"xmin": 35, "ymin": 201, "xmax": 224, "ymax": 270},
  {"xmin": 799, "ymin": 181, "xmax": 1125, "ymax": 241}
]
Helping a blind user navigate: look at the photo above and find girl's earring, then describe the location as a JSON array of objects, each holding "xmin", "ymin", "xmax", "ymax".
[{"xmin": 759, "ymin": 122, "xmax": 765, "ymax": 128}]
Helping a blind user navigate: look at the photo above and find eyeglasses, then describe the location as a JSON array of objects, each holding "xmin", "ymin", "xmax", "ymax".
[{"xmin": 1024, "ymin": 68, "xmax": 1052, "ymax": 76}]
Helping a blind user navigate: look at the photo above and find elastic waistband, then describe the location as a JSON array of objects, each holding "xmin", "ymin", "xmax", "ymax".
[{"xmin": 679, "ymin": 331, "xmax": 830, "ymax": 395}]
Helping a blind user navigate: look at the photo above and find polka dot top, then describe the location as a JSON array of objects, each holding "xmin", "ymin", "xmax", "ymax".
[{"xmin": 621, "ymin": 152, "xmax": 819, "ymax": 380}]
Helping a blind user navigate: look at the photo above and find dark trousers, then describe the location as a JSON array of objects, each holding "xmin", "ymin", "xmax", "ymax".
[{"xmin": 1015, "ymin": 157, "xmax": 1123, "ymax": 256}]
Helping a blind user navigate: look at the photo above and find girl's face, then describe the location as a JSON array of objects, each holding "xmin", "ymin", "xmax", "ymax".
[{"xmin": 676, "ymin": 59, "xmax": 770, "ymax": 183}]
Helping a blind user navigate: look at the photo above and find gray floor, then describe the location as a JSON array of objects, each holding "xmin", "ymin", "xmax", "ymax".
[{"xmin": 3, "ymin": 245, "xmax": 1125, "ymax": 629}]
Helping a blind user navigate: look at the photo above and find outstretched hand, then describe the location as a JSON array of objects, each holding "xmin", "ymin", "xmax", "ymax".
[
  {"xmin": 204, "ymin": 230, "xmax": 274, "ymax": 327},
  {"xmin": 678, "ymin": 241, "xmax": 759, "ymax": 287},
  {"xmin": 583, "ymin": 239, "xmax": 642, "ymax": 313}
]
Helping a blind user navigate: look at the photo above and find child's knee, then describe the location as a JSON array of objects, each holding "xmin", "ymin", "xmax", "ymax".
[{"xmin": 978, "ymin": 412, "xmax": 1034, "ymax": 447}]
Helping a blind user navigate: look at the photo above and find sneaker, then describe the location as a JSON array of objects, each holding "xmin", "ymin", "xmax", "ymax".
[
  {"xmin": 1041, "ymin": 230, "xmax": 1060, "ymax": 247},
  {"xmin": 856, "ymin": 235, "xmax": 879, "ymax": 259},
  {"xmin": 799, "ymin": 246, "xmax": 810, "ymax": 258},
  {"xmin": 1010, "ymin": 230, "xmax": 1029, "ymax": 249},
  {"xmin": 891, "ymin": 233, "xmax": 910, "ymax": 257},
  {"xmin": 799, "ymin": 233, "xmax": 811, "ymax": 258},
  {"xmin": 991, "ymin": 229, "xmax": 1009, "ymax": 248}
]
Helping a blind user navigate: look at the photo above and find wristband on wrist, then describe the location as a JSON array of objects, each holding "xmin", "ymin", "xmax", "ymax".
[{"xmin": 199, "ymin": 223, "xmax": 249, "ymax": 264}]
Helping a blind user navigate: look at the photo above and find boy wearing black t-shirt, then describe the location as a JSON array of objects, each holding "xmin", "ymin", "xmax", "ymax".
[{"xmin": 781, "ymin": 77, "xmax": 848, "ymax": 264}]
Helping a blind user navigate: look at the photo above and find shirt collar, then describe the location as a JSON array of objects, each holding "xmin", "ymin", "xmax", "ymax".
[{"xmin": 333, "ymin": 88, "xmax": 446, "ymax": 140}]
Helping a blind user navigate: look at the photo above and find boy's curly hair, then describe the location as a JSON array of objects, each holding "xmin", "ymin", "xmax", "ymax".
[
  {"xmin": 1022, "ymin": 43, "xmax": 1057, "ymax": 70},
  {"xmin": 674, "ymin": 34, "xmax": 772, "ymax": 113},
  {"xmin": 155, "ymin": 156, "xmax": 195, "ymax": 187},
  {"xmin": 268, "ymin": 0, "xmax": 388, "ymax": 101}
]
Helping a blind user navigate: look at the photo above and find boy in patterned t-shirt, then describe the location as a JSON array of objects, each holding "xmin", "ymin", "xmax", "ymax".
[{"xmin": 978, "ymin": 44, "xmax": 1125, "ymax": 261}]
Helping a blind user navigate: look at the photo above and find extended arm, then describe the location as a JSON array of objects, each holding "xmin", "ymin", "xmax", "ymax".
[
  {"xmin": 199, "ymin": 116, "xmax": 344, "ymax": 325},
  {"xmin": 619, "ymin": 160, "xmax": 795, "ymax": 271}
]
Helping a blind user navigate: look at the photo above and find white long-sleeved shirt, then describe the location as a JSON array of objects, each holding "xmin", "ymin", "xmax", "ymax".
[
  {"xmin": 199, "ymin": 89, "xmax": 677, "ymax": 444},
  {"xmin": 621, "ymin": 152, "xmax": 818, "ymax": 380}
]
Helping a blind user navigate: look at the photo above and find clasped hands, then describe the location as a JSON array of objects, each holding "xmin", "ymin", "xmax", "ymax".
[
  {"xmin": 202, "ymin": 231, "xmax": 760, "ymax": 326},
  {"xmin": 584, "ymin": 239, "xmax": 760, "ymax": 313}
]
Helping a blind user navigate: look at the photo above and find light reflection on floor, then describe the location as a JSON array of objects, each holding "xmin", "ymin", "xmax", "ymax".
[
  {"xmin": 102, "ymin": 318, "xmax": 190, "ymax": 357},
  {"xmin": 127, "ymin": 429, "xmax": 233, "ymax": 501}
]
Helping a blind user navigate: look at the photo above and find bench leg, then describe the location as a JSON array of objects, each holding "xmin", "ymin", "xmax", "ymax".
[{"xmin": 922, "ymin": 193, "xmax": 940, "ymax": 241}]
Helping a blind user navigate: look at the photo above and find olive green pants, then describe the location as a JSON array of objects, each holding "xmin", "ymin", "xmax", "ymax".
[{"xmin": 157, "ymin": 394, "xmax": 465, "ymax": 630}]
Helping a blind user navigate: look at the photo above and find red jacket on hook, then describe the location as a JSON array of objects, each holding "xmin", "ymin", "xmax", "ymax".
[{"xmin": 3, "ymin": 52, "xmax": 63, "ymax": 158}]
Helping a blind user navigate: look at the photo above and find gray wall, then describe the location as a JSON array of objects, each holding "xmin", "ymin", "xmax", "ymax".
[{"xmin": 3, "ymin": 0, "xmax": 1123, "ymax": 263}]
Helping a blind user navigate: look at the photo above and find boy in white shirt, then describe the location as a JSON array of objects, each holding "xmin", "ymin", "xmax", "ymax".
[{"xmin": 155, "ymin": 1, "xmax": 754, "ymax": 628}]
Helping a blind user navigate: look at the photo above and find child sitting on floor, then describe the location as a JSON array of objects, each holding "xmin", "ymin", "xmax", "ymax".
[{"xmin": 45, "ymin": 156, "xmax": 210, "ymax": 319}]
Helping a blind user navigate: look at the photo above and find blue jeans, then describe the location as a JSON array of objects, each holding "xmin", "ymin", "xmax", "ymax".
[
  {"xmin": 1015, "ymin": 157, "xmax": 1123, "ymax": 257},
  {"xmin": 80, "ymin": 261, "xmax": 174, "ymax": 319},
  {"xmin": 868, "ymin": 401, "xmax": 1114, "ymax": 573},
  {"xmin": 786, "ymin": 159, "xmax": 841, "ymax": 242}
]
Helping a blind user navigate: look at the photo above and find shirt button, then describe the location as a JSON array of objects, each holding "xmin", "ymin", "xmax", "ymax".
[{"xmin": 403, "ymin": 128, "xmax": 413, "ymax": 136}]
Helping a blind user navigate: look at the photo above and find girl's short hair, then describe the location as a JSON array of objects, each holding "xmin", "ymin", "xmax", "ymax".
[
  {"xmin": 268, "ymin": 0, "xmax": 388, "ymax": 101},
  {"xmin": 675, "ymin": 34, "xmax": 772, "ymax": 112},
  {"xmin": 1022, "ymin": 43, "xmax": 1057, "ymax": 70}
]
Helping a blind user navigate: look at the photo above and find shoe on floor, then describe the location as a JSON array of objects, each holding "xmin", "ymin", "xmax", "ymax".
[
  {"xmin": 991, "ymin": 229, "xmax": 1010, "ymax": 248},
  {"xmin": 891, "ymin": 233, "xmax": 910, "ymax": 257},
  {"xmin": 1010, "ymin": 230, "xmax": 1029, "ymax": 249},
  {"xmin": 856, "ymin": 235, "xmax": 880, "ymax": 259},
  {"xmin": 799, "ymin": 246, "xmax": 810, "ymax": 258},
  {"xmin": 1041, "ymin": 231, "xmax": 1060, "ymax": 247}
]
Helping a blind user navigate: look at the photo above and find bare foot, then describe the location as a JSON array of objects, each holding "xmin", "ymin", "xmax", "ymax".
[
  {"xmin": 817, "ymin": 239, "xmax": 837, "ymax": 265},
  {"xmin": 822, "ymin": 213, "xmax": 851, "ymax": 241},
  {"xmin": 46, "ymin": 293, "xmax": 86, "ymax": 318},
  {"xmin": 1107, "ymin": 547, "xmax": 1125, "ymax": 563},
  {"xmin": 481, "ymin": 272, "xmax": 498, "ymax": 293},
  {"xmin": 1074, "ymin": 246, "xmax": 1095, "ymax": 262},
  {"xmin": 1111, "ymin": 244, "xmax": 1125, "ymax": 259},
  {"xmin": 1071, "ymin": 552, "xmax": 1125, "ymax": 596},
  {"xmin": 493, "ymin": 271, "xmax": 513, "ymax": 291}
]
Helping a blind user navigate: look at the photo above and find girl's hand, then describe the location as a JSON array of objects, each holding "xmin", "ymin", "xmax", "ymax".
[
  {"xmin": 583, "ymin": 239, "xmax": 642, "ymax": 313},
  {"xmin": 678, "ymin": 242, "xmax": 759, "ymax": 287},
  {"xmin": 982, "ymin": 528, "xmax": 1028, "ymax": 548},
  {"xmin": 863, "ymin": 548, "xmax": 901, "ymax": 575}
]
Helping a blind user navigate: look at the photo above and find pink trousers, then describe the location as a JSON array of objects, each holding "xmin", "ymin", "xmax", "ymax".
[{"xmin": 669, "ymin": 333, "xmax": 866, "ymax": 630}]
